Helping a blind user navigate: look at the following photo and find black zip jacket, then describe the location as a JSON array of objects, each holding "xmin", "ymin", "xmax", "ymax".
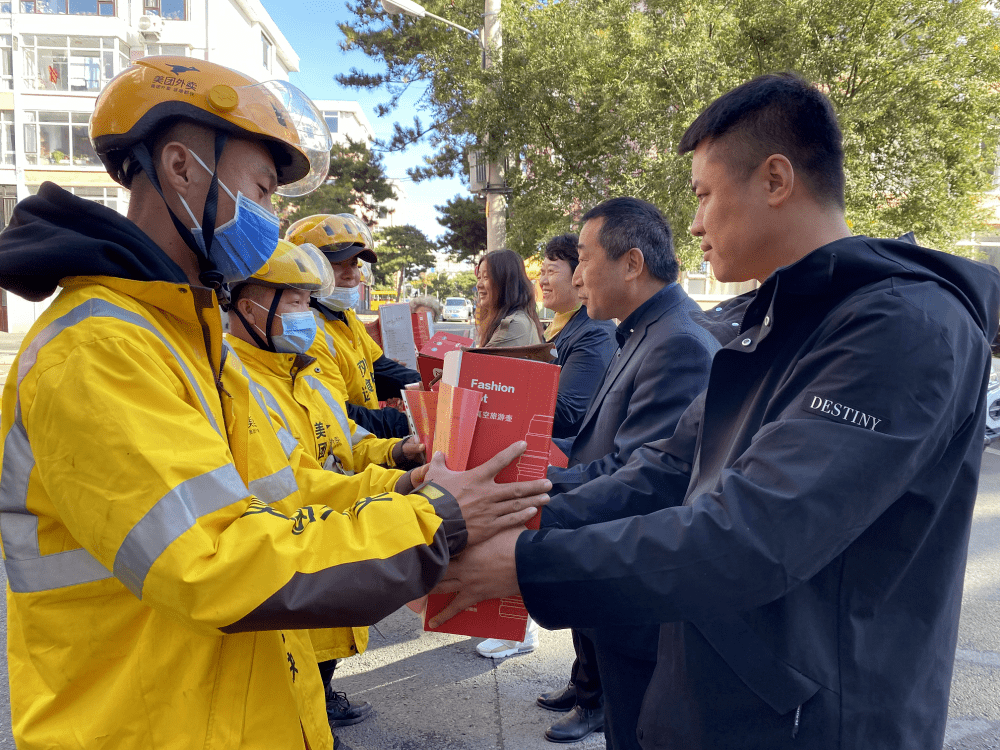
[
  {"xmin": 516, "ymin": 236, "xmax": 1000, "ymax": 749},
  {"xmin": 0, "ymin": 182, "xmax": 188, "ymax": 299}
]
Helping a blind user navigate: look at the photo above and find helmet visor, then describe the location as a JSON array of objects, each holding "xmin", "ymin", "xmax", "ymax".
[
  {"xmin": 359, "ymin": 260, "xmax": 374, "ymax": 286},
  {"xmin": 243, "ymin": 80, "xmax": 331, "ymax": 197},
  {"xmin": 299, "ymin": 242, "xmax": 337, "ymax": 298}
]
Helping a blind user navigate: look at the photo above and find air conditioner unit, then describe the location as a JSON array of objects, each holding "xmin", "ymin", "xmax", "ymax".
[
  {"xmin": 137, "ymin": 14, "xmax": 163, "ymax": 40},
  {"xmin": 468, "ymin": 149, "xmax": 488, "ymax": 193}
]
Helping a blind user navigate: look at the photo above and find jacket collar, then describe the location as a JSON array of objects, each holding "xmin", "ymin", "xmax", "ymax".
[
  {"xmin": 224, "ymin": 334, "xmax": 316, "ymax": 380},
  {"xmin": 614, "ymin": 282, "xmax": 678, "ymax": 349},
  {"xmin": 577, "ymin": 283, "xmax": 691, "ymax": 432}
]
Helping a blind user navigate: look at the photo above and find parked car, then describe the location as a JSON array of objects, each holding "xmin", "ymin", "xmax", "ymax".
[
  {"xmin": 985, "ymin": 358, "xmax": 1000, "ymax": 449},
  {"xmin": 442, "ymin": 297, "xmax": 474, "ymax": 322}
]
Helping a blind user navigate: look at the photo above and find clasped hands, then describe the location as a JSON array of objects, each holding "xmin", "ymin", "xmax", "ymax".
[{"xmin": 408, "ymin": 441, "xmax": 548, "ymax": 628}]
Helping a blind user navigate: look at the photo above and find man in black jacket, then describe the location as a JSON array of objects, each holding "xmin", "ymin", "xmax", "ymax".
[
  {"xmin": 537, "ymin": 199, "xmax": 717, "ymax": 747},
  {"xmin": 430, "ymin": 73, "xmax": 1000, "ymax": 749}
]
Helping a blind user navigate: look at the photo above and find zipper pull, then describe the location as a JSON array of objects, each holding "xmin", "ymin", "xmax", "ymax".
[{"xmin": 792, "ymin": 704, "xmax": 801, "ymax": 739}]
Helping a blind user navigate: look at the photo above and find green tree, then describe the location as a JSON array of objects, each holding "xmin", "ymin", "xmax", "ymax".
[
  {"xmin": 436, "ymin": 194, "xmax": 488, "ymax": 261},
  {"xmin": 375, "ymin": 224, "xmax": 437, "ymax": 299},
  {"xmin": 276, "ymin": 139, "xmax": 397, "ymax": 233},
  {"xmin": 450, "ymin": 270, "xmax": 479, "ymax": 299},
  {"xmin": 339, "ymin": 0, "xmax": 1000, "ymax": 265}
]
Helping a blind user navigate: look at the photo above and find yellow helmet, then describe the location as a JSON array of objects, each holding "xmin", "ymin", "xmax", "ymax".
[
  {"xmin": 242, "ymin": 239, "xmax": 335, "ymax": 296},
  {"xmin": 285, "ymin": 213, "xmax": 377, "ymax": 263},
  {"xmin": 90, "ymin": 56, "xmax": 331, "ymax": 196}
]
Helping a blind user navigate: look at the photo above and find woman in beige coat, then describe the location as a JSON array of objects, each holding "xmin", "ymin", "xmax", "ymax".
[{"xmin": 475, "ymin": 249, "xmax": 545, "ymax": 348}]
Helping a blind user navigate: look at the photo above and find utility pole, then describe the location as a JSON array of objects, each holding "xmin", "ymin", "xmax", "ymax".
[
  {"xmin": 380, "ymin": 0, "xmax": 508, "ymax": 253},
  {"xmin": 483, "ymin": 0, "xmax": 506, "ymax": 253}
]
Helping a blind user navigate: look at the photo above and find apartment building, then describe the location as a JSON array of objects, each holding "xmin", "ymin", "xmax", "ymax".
[{"xmin": 0, "ymin": 0, "xmax": 298, "ymax": 332}]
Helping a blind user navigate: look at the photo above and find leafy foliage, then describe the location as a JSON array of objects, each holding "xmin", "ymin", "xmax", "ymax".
[
  {"xmin": 276, "ymin": 140, "xmax": 397, "ymax": 233},
  {"xmin": 339, "ymin": 0, "xmax": 1000, "ymax": 265},
  {"xmin": 374, "ymin": 224, "xmax": 438, "ymax": 298},
  {"xmin": 450, "ymin": 270, "xmax": 479, "ymax": 299},
  {"xmin": 436, "ymin": 194, "xmax": 488, "ymax": 261}
]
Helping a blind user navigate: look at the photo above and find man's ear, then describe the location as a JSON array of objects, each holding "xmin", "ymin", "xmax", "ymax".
[
  {"xmin": 236, "ymin": 297, "xmax": 256, "ymax": 327},
  {"xmin": 624, "ymin": 247, "xmax": 645, "ymax": 282},
  {"xmin": 763, "ymin": 154, "xmax": 794, "ymax": 208},
  {"xmin": 159, "ymin": 141, "xmax": 198, "ymax": 198}
]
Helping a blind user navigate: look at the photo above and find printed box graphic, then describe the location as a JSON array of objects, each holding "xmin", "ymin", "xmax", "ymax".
[
  {"xmin": 423, "ymin": 350, "xmax": 560, "ymax": 641},
  {"xmin": 416, "ymin": 331, "xmax": 474, "ymax": 390}
]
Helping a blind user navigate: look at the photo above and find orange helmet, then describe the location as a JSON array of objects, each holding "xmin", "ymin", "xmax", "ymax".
[
  {"xmin": 285, "ymin": 213, "xmax": 377, "ymax": 263},
  {"xmin": 90, "ymin": 56, "xmax": 331, "ymax": 196}
]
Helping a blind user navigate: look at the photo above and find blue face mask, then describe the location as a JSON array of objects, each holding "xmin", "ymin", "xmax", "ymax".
[
  {"xmin": 317, "ymin": 286, "xmax": 360, "ymax": 312},
  {"xmin": 251, "ymin": 301, "xmax": 317, "ymax": 355},
  {"xmin": 178, "ymin": 150, "xmax": 280, "ymax": 284}
]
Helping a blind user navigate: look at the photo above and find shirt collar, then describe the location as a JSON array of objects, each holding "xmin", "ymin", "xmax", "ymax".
[{"xmin": 614, "ymin": 282, "xmax": 676, "ymax": 349}]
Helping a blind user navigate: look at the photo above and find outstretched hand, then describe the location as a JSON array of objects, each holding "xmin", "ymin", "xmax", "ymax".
[
  {"xmin": 420, "ymin": 441, "xmax": 551, "ymax": 547},
  {"xmin": 428, "ymin": 528, "xmax": 523, "ymax": 628}
]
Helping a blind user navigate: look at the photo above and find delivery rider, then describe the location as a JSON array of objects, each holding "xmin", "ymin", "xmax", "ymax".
[
  {"xmin": 0, "ymin": 56, "xmax": 549, "ymax": 750},
  {"xmin": 224, "ymin": 238, "xmax": 426, "ymax": 732},
  {"xmin": 286, "ymin": 214, "xmax": 420, "ymax": 438}
]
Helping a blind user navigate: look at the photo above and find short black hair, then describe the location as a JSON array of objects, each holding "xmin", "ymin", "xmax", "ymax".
[
  {"xmin": 678, "ymin": 72, "xmax": 845, "ymax": 209},
  {"xmin": 580, "ymin": 197, "xmax": 678, "ymax": 284},
  {"xmin": 543, "ymin": 234, "xmax": 580, "ymax": 273}
]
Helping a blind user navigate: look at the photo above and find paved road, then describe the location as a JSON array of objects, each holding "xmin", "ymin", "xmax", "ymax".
[{"xmin": 945, "ymin": 447, "xmax": 1000, "ymax": 748}]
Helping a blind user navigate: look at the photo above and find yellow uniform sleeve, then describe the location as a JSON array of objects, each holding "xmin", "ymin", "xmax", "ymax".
[{"xmin": 20, "ymin": 332, "xmax": 465, "ymax": 636}]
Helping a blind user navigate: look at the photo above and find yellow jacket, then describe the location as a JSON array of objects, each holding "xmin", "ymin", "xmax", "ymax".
[
  {"xmin": 1, "ymin": 276, "xmax": 466, "ymax": 750},
  {"xmin": 310, "ymin": 307, "xmax": 382, "ymax": 409},
  {"xmin": 223, "ymin": 334, "xmax": 406, "ymax": 661},
  {"xmin": 225, "ymin": 335, "xmax": 402, "ymax": 479}
]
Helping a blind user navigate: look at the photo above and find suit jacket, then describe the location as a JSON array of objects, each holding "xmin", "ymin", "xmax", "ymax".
[
  {"xmin": 550, "ymin": 306, "xmax": 617, "ymax": 440},
  {"xmin": 545, "ymin": 283, "xmax": 718, "ymax": 506}
]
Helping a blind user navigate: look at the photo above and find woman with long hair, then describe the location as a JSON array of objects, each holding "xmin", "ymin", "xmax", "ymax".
[
  {"xmin": 475, "ymin": 249, "xmax": 544, "ymax": 348},
  {"xmin": 473, "ymin": 249, "xmax": 545, "ymax": 661}
]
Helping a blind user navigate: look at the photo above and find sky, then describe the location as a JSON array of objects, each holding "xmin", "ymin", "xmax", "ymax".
[{"xmin": 260, "ymin": 0, "xmax": 467, "ymax": 242}]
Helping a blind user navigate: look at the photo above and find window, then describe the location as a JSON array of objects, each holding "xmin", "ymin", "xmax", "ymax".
[
  {"xmin": 27, "ymin": 184, "xmax": 121, "ymax": 212},
  {"xmin": 142, "ymin": 0, "xmax": 184, "ymax": 19},
  {"xmin": 22, "ymin": 35, "xmax": 126, "ymax": 92},
  {"xmin": 0, "ymin": 111, "xmax": 13, "ymax": 166},
  {"xmin": 23, "ymin": 110, "xmax": 99, "ymax": 167},
  {"xmin": 261, "ymin": 32, "xmax": 272, "ymax": 71},
  {"xmin": 20, "ymin": 0, "xmax": 114, "ymax": 13},
  {"xmin": 145, "ymin": 43, "xmax": 187, "ymax": 57},
  {"xmin": 0, "ymin": 36, "xmax": 11, "ymax": 90},
  {"xmin": 0, "ymin": 185, "xmax": 15, "ymax": 227},
  {"xmin": 324, "ymin": 113, "xmax": 338, "ymax": 134}
]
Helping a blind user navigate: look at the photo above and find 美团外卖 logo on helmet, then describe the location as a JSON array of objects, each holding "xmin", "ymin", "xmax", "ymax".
[{"xmin": 168, "ymin": 64, "xmax": 199, "ymax": 75}]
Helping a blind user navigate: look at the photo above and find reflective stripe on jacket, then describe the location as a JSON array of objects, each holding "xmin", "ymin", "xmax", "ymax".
[
  {"xmin": 224, "ymin": 334, "xmax": 405, "ymax": 661},
  {"xmin": 310, "ymin": 307, "xmax": 382, "ymax": 409},
  {"xmin": 1, "ymin": 276, "xmax": 463, "ymax": 750},
  {"xmin": 226, "ymin": 335, "xmax": 401, "ymax": 479}
]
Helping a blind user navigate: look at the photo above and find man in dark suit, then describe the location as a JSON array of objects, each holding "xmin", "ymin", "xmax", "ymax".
[{"xmin": 538, "ymin": 198, "xmax": 718, "ymax": 747}]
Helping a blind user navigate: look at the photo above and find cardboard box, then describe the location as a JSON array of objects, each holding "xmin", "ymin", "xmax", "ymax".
[
  {"xmin": 423, "ymin": 350, "xmax": 560, "ymax": 641},
  {"xmin": 431, "ymin": 382, "xmax": 483, "ymax": 471},
  {"xmin": 416, "ymin": 331, "xmax": 474, "ymax": 389},
  {"xmin": 400, "ymin": 389, "xmax": 438, "ymax": 454},
  {"xmin": 363, "ymin": 318, "xmax": 383, "ymax": 349},
  {"xmin": 412, "ymin": 310, "xmax": 434, "ymax": 352}
]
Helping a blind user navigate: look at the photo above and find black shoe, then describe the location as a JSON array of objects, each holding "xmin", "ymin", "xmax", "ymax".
[
  {"xmin": 544, "ymin": 705, "xmax": 604, "ymax": 743},
  {"xmin": 537, "ymin": 683, "xmax": 577, "ymax": 712},
  {"xmin": 326, "ymin": 689, "xmax": 373, "ymax": 728}
]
